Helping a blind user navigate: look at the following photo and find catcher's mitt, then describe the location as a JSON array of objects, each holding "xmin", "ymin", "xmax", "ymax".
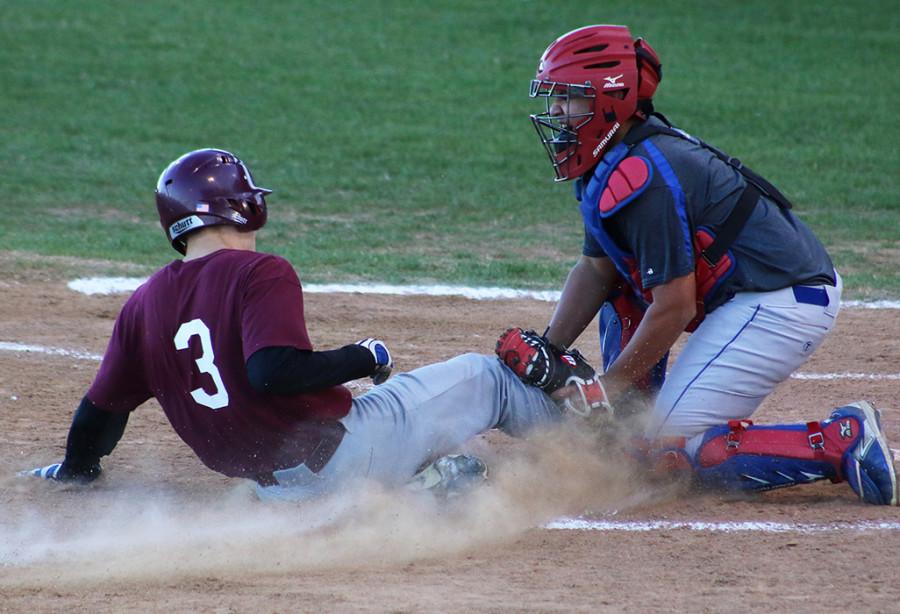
[
  {"xmin": 495, "ymin": 327, "xmax": 614, "ymax": 418},
  {"xmin": 495, "ymin": 327, "xmax": 595, "ymax": 393}
]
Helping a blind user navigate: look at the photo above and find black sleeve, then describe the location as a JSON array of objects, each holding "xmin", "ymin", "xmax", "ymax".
[
  {"xmin": 60, "ymin": 396, "xmax": 130, "ymax": 482},
  {"xmin": 246, "ymin": 345, "xmax": 377, "ymax": 395},
  {"xmin": 583, "ymin": 226, "xmax": 607, "ymax": 257}
]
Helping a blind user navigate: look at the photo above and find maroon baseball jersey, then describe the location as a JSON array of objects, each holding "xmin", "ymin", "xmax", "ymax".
[{"xmin": 86, "ymin": 249, "xmax": 350, "ymax": 479}]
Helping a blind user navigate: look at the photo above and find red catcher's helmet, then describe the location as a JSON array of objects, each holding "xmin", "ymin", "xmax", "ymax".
[
  {"xmin": 530, "ymin": 25, "xmax": 662, "ymax": 181},
  {"xmin": 155, "ymin": 149, "xmax": 272, "ymax": 254}
]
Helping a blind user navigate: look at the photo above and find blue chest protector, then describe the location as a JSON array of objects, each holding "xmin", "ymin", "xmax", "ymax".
[
  {"xmin": 577, "ymin": 142, "xmax": 667, "ymax": 393},
  {"xmin": 581, "ymin": 113, "xmax": 794, "ymax": 312},
  {"xmin": 577, "ymin": 142, "xmax": 654, "ymax": 301}
]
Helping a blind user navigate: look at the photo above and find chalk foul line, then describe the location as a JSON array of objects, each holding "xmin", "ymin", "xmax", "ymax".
[
  {"xmin": 1, "ymin": 341, "xmax": 899, "ymax": 387},
  {"xmin": 66, "ymin": 277, "xmax": 563, "ymax": 302},
  {"xmin": 66, "ymin": 277, "xmax": 900, "ymax": 309},
  {"xmin": 545, "ymin": 518, "xmax": 900, "ymax": 533},
  {"xmin": 790, "ymin": 372, "xmax": 900, "ymax": 381},
  {"xmin": 0, "ymin": 341, "xmax": 102, "ymax": 362}
]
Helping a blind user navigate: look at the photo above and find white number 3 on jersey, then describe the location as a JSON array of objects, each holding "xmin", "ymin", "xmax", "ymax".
[{"xmin": 174, "ymin": 319, "xmax": 230, "ymax": 410}]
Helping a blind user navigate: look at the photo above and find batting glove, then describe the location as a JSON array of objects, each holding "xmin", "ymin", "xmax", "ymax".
[
  {"xmin": 356, "ymin": 338, "xmax": 393, "ymax": 385},
  {"xmin": 21, "ymin": 461, "xmax": 101, "ymax": 483}
]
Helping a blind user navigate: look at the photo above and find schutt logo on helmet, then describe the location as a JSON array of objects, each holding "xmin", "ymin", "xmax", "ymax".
[{"xmin": 168, "ymin": 216, "xmax": 204, "ymax": 240}]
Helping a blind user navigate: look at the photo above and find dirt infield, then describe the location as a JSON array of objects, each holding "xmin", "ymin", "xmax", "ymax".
[{"xmin": 2, "ymin": 264, "xmax": 899, "ymax": 613}]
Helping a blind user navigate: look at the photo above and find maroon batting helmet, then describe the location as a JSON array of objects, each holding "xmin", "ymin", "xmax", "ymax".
[
  {"xmin": 530, "ymin": 25, "xmax": 662, "ymax": 181},
  {"xmin": 155, "ymin": 148, "xmax": 272, "ymax": 254}
]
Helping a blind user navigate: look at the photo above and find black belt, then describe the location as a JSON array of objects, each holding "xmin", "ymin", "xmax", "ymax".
[{"xmin": 254, "ymin": 472, "xmax": 278, "ymax": 487}]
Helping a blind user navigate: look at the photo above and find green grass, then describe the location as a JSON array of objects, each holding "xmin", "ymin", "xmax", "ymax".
[{"xmin": 0, "ymin": 0, "xmax": 897, "ymax": 294}]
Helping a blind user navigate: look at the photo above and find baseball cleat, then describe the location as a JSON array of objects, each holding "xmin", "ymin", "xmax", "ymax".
[
  {"xmin": 831, "ymin": 401, "xmax": 898, "ymax": 506},
  {"xmin": 407, "ymin": 454, "xmax": 488, "ymax": 499}
]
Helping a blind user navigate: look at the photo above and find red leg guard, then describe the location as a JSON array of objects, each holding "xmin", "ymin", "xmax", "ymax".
[{"xmin": 693, "ymin": 416, "xmax": 864, "ymax": 492}]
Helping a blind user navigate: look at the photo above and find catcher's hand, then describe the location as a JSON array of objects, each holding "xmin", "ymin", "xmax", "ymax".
[
  {"xmin": 495, "ymin": 327, "xmax": 595, "ymax": 393},
  {"xmin": 20, "ymin": 461, "xmax": 101, "ymax": 483},
  {"xmin": 551, "ymin": 375, "xmax": 615, "ymax": 419},
  {"xmin": 356, "ymin": 338, "xmax": 393, "ymax": 385}
]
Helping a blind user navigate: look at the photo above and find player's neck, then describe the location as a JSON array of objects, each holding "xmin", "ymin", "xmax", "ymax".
[
  {"xmin": 609, "ymin": 117, "xmax": 639, "ymax": 150},
  {"xmin": 183, "ymin": 227, "xmax": 257, "ymax": 261}
]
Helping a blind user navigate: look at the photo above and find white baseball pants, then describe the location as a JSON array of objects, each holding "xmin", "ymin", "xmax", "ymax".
[{"xmin": 645, "ymin": 275, "xmax": 842, "ymax": 456}]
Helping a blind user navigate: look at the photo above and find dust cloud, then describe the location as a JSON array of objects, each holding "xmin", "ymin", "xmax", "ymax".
[{"xmin": 0, "ymin": 424, "xmax": 662, "ymax": 586}]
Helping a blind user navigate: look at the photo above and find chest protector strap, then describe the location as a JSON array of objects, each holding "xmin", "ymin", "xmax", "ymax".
[{"xmin": 623, "ymin": 113, "xmax": 792, "ymax": 269}]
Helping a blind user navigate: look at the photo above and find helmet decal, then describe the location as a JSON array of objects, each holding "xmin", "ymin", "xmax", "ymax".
[
  {"xmin": 592, "ymin": 122, "xmax": 621, "ymax": 158},
  {"xmin": 168, "ymin": 215, "xmax": 206, "ymax": 241},
  {"xmin": 603, "ymin": 74, "xmax": 625, "ymax": 89}
]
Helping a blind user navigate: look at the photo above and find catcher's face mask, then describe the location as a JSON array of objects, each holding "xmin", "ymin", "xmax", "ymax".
[{"xmin": 529, "ymin": 80, "xmax": 595, "ymax": 182}]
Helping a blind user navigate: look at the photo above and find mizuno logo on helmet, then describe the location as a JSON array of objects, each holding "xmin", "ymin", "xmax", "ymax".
[
  {"xmin": 603, "ymin": 74, "xmax": 624, "ymax": 88},
  {"xmin": 593, "ymin": 122, "xmax": 620, "ymax": 157},
  {"xmin": 169, "ymin": 215, "xmax": 205, "ymax": 239}
]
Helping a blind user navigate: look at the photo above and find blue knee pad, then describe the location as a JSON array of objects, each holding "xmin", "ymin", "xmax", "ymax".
[{"xmin": 598, "ymin": 301, "xmax": 668, "ymax": 392}]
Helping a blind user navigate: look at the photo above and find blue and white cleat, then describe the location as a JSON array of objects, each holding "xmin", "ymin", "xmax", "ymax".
[
  {"xmin": 831, "ymin": 401, "xmax": 898, "ymax": 506},
  {"xmin": 19, "ymin": 463, "xmax": 63, "ymax": 479},
  {"xmin": 407, "ymin": 454, "xmax": 488, "ymax": 499}
]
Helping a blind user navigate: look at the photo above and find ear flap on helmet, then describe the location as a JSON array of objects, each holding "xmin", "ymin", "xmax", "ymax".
[{"xmin": 634, "ymin": 37, "xmax": 662, "ymax": 107}]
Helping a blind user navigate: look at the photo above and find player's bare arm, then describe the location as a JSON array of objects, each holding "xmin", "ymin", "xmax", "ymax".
[
  {"xmin": 536, "ymin": 272, "xmax": 697, "ymax": 415},
  {"xmin": 600, "ymin": 272, "xmax": 696, "ymax": 399},
  {"xmin": 545, "ymin": 255, "xmax": 617, "ymax": 348}
]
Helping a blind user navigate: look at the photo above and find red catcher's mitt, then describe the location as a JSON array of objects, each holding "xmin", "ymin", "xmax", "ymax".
[{"xmin": 495, "ymin": 327, "xmax": 595, "ymax": 393}]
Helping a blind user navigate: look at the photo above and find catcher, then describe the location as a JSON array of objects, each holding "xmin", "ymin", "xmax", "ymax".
[
  {"xmin": 496, "ymin": 25, "xmax": 896, "ymax": 505},
  {"xmin": 26, "ymin": 148, "xmax": 563, "ymax": 500}
]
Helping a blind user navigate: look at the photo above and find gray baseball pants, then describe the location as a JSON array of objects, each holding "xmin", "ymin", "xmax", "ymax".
[{"xmin": 256, "ymin": 353, "xmax": 560, "ymax": 500}]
